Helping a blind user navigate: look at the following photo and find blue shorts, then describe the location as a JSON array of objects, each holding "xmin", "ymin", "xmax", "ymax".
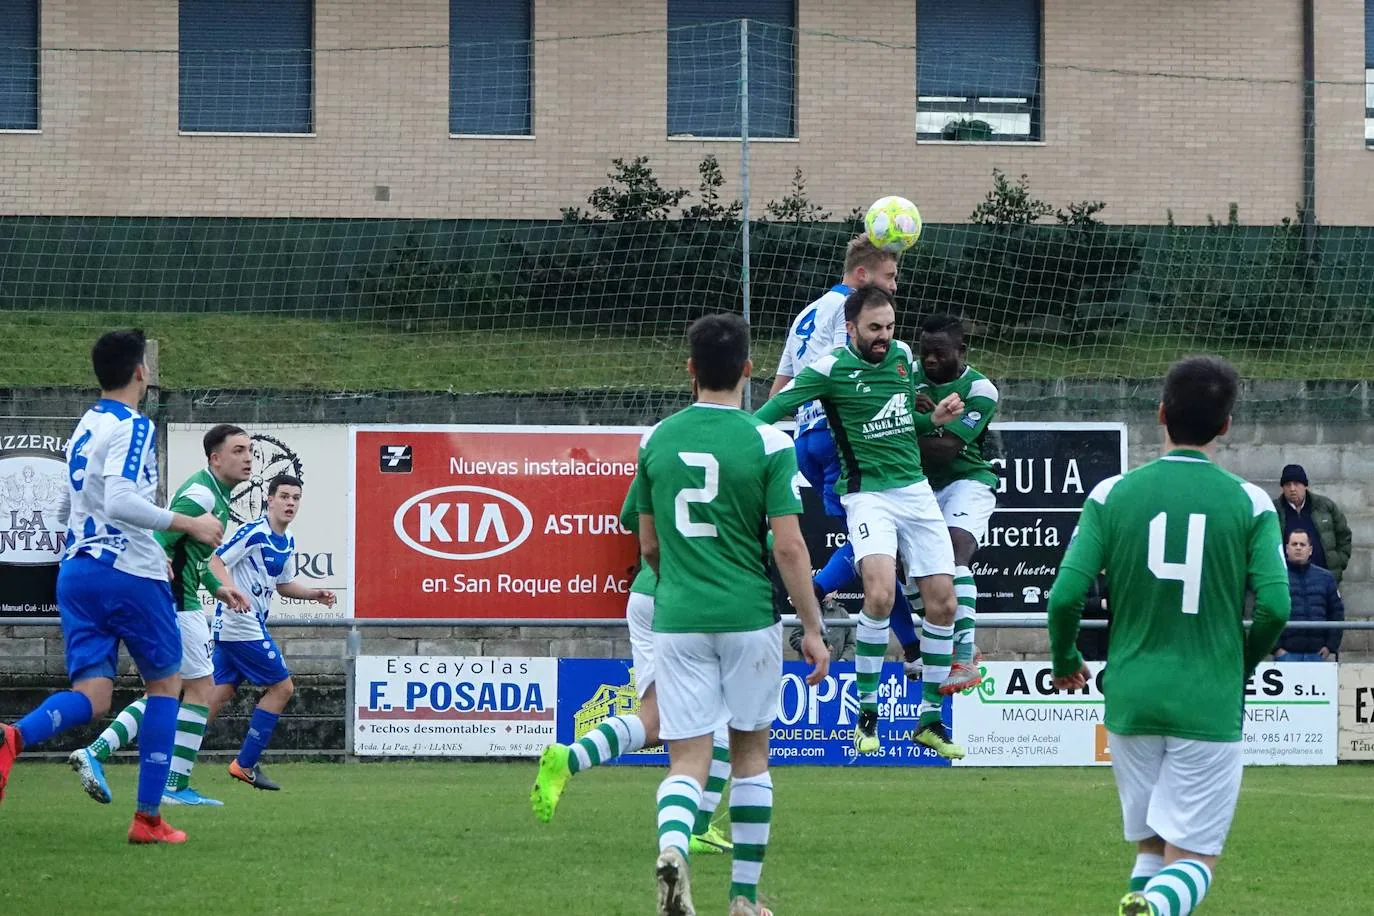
[
  {"xmin": 213, "ymin": 636, "xmax": 291, "ymax": 688},
  {"xmin": 57, "ymin": 556, "xmax": 181, "ymax": 683},
  {"xmin": 795, "ymin": 427, "xmax": 844, "ymax": 518}
]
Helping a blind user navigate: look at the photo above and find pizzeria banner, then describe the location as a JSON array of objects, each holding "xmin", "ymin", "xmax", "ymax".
[
  {"xmin": 351, "ymin": 425, "xmax": 643, "ymax": 618},
  {"xmin": 0, "ymin": 421, "xmax": 75, "ymax": 617}
]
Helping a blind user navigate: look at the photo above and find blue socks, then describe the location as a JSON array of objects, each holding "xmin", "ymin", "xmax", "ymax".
[
  {"xmin": 15, "ymin": 690, "xmax": 93, "ymax": 748},
  {"xmin": 237, "ymin": 707, "xmax": 281, "ymax": 770},
  {"xmin": 813, "ymin": 541, "xmax": 857, "ymax": 595},
  {"xmin": 137, "ymin": 695, "xmax": 178, "ymax": 815}
]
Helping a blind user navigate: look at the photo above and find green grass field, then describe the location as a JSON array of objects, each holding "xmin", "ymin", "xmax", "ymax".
[
  {"xmin": 1, "ymin": 761, "xmax": 1368, "ymax": 915},
  {"xmin": 3, "ymin": 310, "xmax": 1370, "ymax": 394}
]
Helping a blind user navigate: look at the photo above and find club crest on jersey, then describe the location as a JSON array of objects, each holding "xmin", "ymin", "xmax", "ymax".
[{"xmin": 896, "ymin": 363, "xmax": 907, "ymax": 377}]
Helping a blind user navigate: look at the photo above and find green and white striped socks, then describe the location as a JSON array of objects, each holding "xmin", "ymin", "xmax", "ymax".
[
  {"xmin": 918, "ymin": 622, "xmax": 955, "ymax": 726},
  {"xmin": 656, "ymin": 775, "xmax": 702, "ymax": 856},
  {"xmin": 694, "ymin": 729, "xmax": 731, "ymax": 833},
  {"xmin": 1130, "ymin": 852, "xmax": 1165, "ymax": 892},
  {"xmin": 855, "ymin": 612, "xmax": 890, "ymax": 712},
  {"xmin": 165, "ymin": 703, "xmax": 209, "ymax": 791},
  {"xmin": 90, "ymin": 697, "xmax": 146, "ymax": 762},
  {"xmin": 567, "ymin": 714, "xmax": 647, "ymax": 774},
  {"xmin": 728, "ymin": 773, "xmax": 773, "ymax": 904},
  {"xmin": 1143, "ymin": 860, "xmax": 1212, "ymax": 916},
  {"xmin": 952, "ymin": 565, "xmax": 978, "ymax": 664}
]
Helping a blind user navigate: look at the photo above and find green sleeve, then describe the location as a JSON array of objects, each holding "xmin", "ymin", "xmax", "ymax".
[
  {"xmin": 763, "ymin": 446, "xmax": 803, "ymax": 518},
  {"xmin": 1244, "ymin": 509, "xmax": 1292, "ymax": 674},
  {"xmin": 202, "ymin": 566, "xmax": 223, "ymax": 594},
  {"xmin": 635, "ymin": 446, "xmax": 654, "ymax": 517},
  {"xmin": 619, "ymin": 477, "xmax": 641, "ymax": 534},
  {"xmin": 912, "ymin": 410, "xmax": 936, "ymax": 436},
  {"xmin": 1048, "ymin": 498, "xmax": 1107, "ymax": 676},
  {"xmin": 155, "ymin": 491, "xmax": 208, "ymax": 552},
  {"xmin": 943, "ymin": 394, "xmax": 997, "ymax": 445},
  {"xmin": 754, "ymin": 369, "xmax": 828, "ymax": 425}
]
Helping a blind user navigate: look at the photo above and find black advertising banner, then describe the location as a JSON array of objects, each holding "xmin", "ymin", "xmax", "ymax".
[
  {"xmin": 0, "ymin": 422, "xmax": 75, "ymax": 617},
  {"xmin": 777, "ymin": 422, "xmax": 1127, "ymax": 615}
]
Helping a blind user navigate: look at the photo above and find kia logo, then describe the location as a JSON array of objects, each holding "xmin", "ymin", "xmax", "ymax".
[{"xmin": 392, "ymin": 485, "xmax": 533, "ymax": 560}]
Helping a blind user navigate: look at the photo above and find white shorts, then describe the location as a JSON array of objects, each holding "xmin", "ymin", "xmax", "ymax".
[
  {"xmin": 841, "ymin": 481, "xmax": 956, "ymax": 580},
  {"xmin": 654, "ymin": 624, "xmax": 782, "ymax": 741},
  {"xmin": 178, "ymin": 610, "xmax": 214, "ymax": 680},
  {"xmin": 935, "ymin": 478, "xmax": 997, "ymax": 545},
  {"xmin": 1109, "ymin": 732, "xmax": 1243, "ymax": 857},
  {"xmin": 626, "ymin": 591, "xmax": 656, "ymax": 698}
]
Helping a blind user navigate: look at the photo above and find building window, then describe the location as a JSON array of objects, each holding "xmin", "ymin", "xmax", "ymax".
[
  {"xmin": 917, "ymin": 0, "xmax": 1041, "ymax": 142},
  {"xmin": 1366, "ymin": 1, "xmax": 1374, "ymax": 145},
  {"xmin": 179, "ymin": 0, "xmax": 313, "ymax": 134},
  {"xmin": 0, "ymin": 0, "xmax": 39, "ymax": 131},
  {"xmin": 450, "ymin": 0, "xmax": 533, "ymax": 136},
  {"xmin": 667, "ymin": 1, "xmax": 796, "ymax": 139}
]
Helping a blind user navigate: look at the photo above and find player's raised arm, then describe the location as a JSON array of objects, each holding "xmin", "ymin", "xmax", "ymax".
[
  {"xmin": 754, "ymin": 365, "xmax": 830, "ymax": 425},
  {"xmin": 1242, "ymin": 497, "xmax": 1292, "ymax": 675},
  {"xmin": 1047, "ymin": 482, "xmax": 1112, "ymax": 685}
]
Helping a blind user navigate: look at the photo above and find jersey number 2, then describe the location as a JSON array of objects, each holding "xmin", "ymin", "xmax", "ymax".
[
  {"xmin": 1146, "ymin": 512, "xmax": 1206, "ymax": 614},
  {"xmin": 675, "ymin": 452, "xmax": 719, "ymax": 538}
]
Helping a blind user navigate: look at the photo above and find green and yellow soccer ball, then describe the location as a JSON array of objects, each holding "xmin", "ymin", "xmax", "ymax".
[{"xmin": 864, "ymin": 195, "xmax": 923, "ymax": 253}]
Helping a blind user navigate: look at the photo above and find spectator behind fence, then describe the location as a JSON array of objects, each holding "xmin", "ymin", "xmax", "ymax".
[
  {"xmin": 1274, "ymin": 529, "xmax": 1344, "ymax": 662},
  {"xmin": 1274, "ymin": 463, "xmax": 1352, "ymax": 585}
]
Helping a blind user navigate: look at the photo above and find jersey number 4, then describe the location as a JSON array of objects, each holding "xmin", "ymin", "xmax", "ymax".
[
  {"xmin": 675, "ymin": 452, "xmax": 719, "ymax": 538},
  {"xmin": 1146, "ymin": 512, "xmax": 1207, "ymax": 614}
]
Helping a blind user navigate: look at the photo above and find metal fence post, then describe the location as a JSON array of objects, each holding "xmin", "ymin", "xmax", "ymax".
[{"xmin": 342, "ymin": 623, "xmax": 361, "ymax": 759}]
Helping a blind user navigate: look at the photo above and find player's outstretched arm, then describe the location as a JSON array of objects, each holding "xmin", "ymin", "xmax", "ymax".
[
  {"xmin": 754, "ymin": 369, "xmax": 828, "ymax": 425},
  {"xmin": 278, "ymin": 581, "xmax": 337, "ymax": 608},
  {"xmin": 770, "ymin": 514, "xmax": 829, "ymax": 685}
]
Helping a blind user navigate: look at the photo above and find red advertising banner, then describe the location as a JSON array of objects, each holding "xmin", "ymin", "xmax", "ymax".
[{"xmin": 351, "ymin": 426, "xmax": 644, "ymax": 618}]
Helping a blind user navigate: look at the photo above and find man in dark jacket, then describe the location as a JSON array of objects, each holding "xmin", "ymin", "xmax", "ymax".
[
  {"xmin": 1274, "ymin": 464, "xmax": 1353, "ymax": 584},
  {"xmin": 1274, "ymin": 529, "xmax": 1344, "ymax": 661}
]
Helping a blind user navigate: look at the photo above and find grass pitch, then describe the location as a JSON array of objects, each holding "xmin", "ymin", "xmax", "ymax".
[{"xmin": 0, "ymin": 761, "xmax": 1368, "ymax": 915}]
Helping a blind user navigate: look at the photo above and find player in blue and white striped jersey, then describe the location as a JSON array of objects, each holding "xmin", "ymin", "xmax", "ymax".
[
  {"xmin": 207, "ymin": 474, "xmax": 334, "ymax": 791},
  {"xmin": 0, "ymin": 329, "xmax": 224, "ymax": 845}
]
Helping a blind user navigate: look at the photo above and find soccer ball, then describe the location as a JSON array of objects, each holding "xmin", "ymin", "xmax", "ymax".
[{"xmin": 864, "ymin": 196, "xmax": 923, "ymax": 253}]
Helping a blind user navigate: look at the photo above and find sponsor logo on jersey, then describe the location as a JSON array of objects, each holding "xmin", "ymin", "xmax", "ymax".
[
  {"xmin": 392, "ymin": 485, "xmax": 533, "ymax": 560},
  {"xmin": 860, "ymin": 393, "xmax": 914, "ymax": 439},
  {"xmin": 961, "ymin": 410, "xmax": 983, "ymax": 429},
  {"xmin": 380, "ymin": 444, "xmax": 413, "ymax": 473}
]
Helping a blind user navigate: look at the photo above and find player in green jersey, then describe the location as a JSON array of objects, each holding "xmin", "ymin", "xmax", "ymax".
[
  {"xmin": 636, "ymin": 314, "xmax": 828, "ymax": 916},
  {"xmin": 1046, "ymin": 356, "xmax": 1291, "ymax": 916},
  {"xmin": 530, "ymin": 475, "xmax": 735, "ymax": 856},
  {"xmin": 69, "ymin": 425, "xmax": 251, "ymax": 808},
  {"xmin": 898, "ymin": 314, "xmax": 1000, "ymax": 694},
  {"xmin": 755, "ymin": 286, "xmax": 969, "ymax": 760}
]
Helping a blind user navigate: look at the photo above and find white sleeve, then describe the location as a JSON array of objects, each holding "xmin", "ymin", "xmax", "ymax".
[
  {"xmin": 216, "ymin": 523, "xmax": 261, "ymax": 567},
  {"xmin": 104, "ymin": 475, "xmax": 175, "ymax": 531},
  {"xmin": 776, "ymin": 331, "xmax": 798, "ymax": 377},
  {"xmin": 824, "ymin": 302, "xmax": 848, "ymax": 352},
  {"xmin": 101, "ymin": 417, "xmax": 154, "ymax": 483}
]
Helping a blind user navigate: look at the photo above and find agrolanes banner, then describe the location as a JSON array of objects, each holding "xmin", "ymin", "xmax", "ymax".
[{"xmin": 351, "ymin": 426, "xmax": 643, "ymax": 618}]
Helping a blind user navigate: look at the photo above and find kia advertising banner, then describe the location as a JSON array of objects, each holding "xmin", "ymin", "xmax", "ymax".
[
  {"xmin": 0, "ymin": 423, "xmax": 75, "ymax": 617},
  {"xmin": 350, "ymin": 426, "xmax": 643, "ymax": 619},
  {"xmin": 170, "ymin": 424, "xmax": 349, "ymax": 620},
  {"xmin": 953, "ymin": 662, "xmax": 1338, "ymax": 767},
  {"xmin": 353, "ymin": 656, "xmax": 556, "ymax": 756},
  {"xmin": 556, "ymin": 658, "xmax": 952, "ymax": 767}
]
